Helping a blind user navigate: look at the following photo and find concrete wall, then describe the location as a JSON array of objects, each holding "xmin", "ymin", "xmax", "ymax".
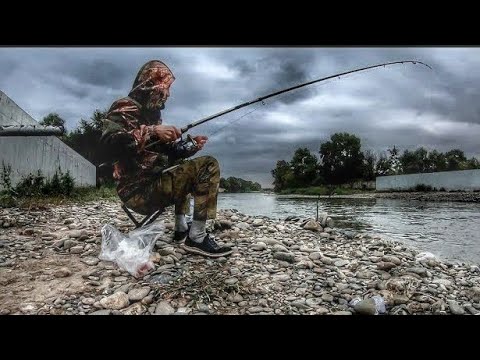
[
  {"xmin": 376, "ymin": 169, "xmax": 480, "ymax": 191},
  {"xmin": 0, "ymin": 136, "xmax": 96, "ymax": 188},
  {"xmin": 0, "ymin": 90, "xmax": 39, "ymax": 126},
  {"xmin": 0, "ymin": 90, "xmax": 96, "ymax": 189}
]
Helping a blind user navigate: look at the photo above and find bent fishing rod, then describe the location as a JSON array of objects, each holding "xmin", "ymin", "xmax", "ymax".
[{"xmin": 145, "ymin": 60, "xmax": 432, "ymax": 150}]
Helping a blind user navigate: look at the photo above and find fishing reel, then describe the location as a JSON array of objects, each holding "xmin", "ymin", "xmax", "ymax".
[
  {"xmin": 168, "ymin": 133, "xmax": 198, "ymax": 163},
  {"xmin": 181, "ymin": 134, "xmax": 198, "ymax": 152}
]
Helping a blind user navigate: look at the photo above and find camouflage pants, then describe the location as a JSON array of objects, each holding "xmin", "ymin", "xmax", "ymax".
[{"xmin": 124, "ymin": 156, "xmax": 220, "ymax": 221}]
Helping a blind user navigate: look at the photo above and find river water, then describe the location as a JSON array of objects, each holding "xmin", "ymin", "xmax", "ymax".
[{"xmin": 217, "ymin": 193, "xmax": 480, "ymax": 265}]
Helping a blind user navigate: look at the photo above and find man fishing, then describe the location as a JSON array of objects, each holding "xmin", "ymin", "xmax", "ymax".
[
  {"xmin": 100, "ymin": 58, "xmax": 430, "ymax": 259},
  {"xmin": 101, "ymin": 60, "xmax": 233, "ymax": 258}
]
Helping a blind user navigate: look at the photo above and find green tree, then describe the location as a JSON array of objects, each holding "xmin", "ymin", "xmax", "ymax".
[
  {"xmin": 62, "ymin": 109, "xmax": 113, "ymax": 185},
  {"xmin": 290, "ymin": 148, "xmax": 319, "ymax": 188},
  {"xmin": 251, "ymin": 182, "xmax": 262, "ymax": 191},
  {"xmin": 220, "ymin": 177, "xmax": 262, "ymax": 192},
  {"xmin": 63, "ymin": 109, "xmax": 108, "ymax": 164},
  {"xmin": 375, "ymin": 153, "xmax": 391, "ymax": 176},
  {"xmin": 467, "ymin": 157, "xmax": 480, "ymax": 169},
  {"xmin": 387, "ymin": 146, "xmax": 402, "ymax": 175},
  {"xmin": 427, "ymin": 150, "xmax": 447, "ymax": 172},
  {"xmin": 220, "ymin": 178, "xmax": 229, "ymax": 190},
  {"xmin": 399, "ymin": 147, "xmax": 474, "ymax": 174},
  {"xmin": 416, "ymin": 147, "xmax": 431, "ymax": 173},
  {"xmin": 319, "ymin": 133, "xmax": 364, "ymax": 184},
  {"xmin": 362, "ymin": 150, "xmax": 376, "ymax": 181},
  {"xmin": 400, "ymin": 149, "xmax": 421, "ymax": 174},
  {"xmin": 40, "ymin": 113, "xmax": 66, "ymax": 129},
  {"xmin": 227, "ymin": 177, "xmax": 242, "ymax": 192},
  {"xmin": 271, "ymin": 160, "xmax": 293, "ymax": 192},
  {"xmin": 445, "ymin": 149, "xmax": 468, "ymax": 171}
]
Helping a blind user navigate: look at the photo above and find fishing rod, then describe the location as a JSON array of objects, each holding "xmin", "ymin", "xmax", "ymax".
[{"xmin": 145, "ymin": 60, "xmax": 432, "ymax": 150}]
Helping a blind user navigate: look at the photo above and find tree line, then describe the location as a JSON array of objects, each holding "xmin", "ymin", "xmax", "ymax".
[
  {"xmin": 40, "ymin": 111, "xmax": 113, "ymax": 185},
  {"xmin": 272, "ymin": 132, "xmax": 480, "ymax": 192},
  {"xmin": 219, "ymin": 177, "xmax": 262, "ymax": 193}
]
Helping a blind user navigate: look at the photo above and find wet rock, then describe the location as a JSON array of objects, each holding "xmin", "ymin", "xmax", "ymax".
[
  {"xmin": 252, "ymin": 219, "xmax": 264, "ymax": 227},
  {"xmin": 432, "ymin": 278, "xmax": 452, "ymax": 287},
  {"xmin": 89, "ymin": 310, "xmax": 112, "ymax": 315},
  {"xmin": 382, "ymin": 255, "xmax": 402, "ymax": 265},
  {"xmin": 54, "ymin": 268, "xmax": 72, "ymax": 278},
  {"xmin": 272, "ymin": 274, "xmax": 290, "ymax": 282},
  {"xmin": 273, "ymin": 252, "xmax": 296, "ymax": 263},
  {"xmin": 447, "ymin": 300, "xmax": 465, "ymax": 315},
  {"xmin": 100, "ymin": 292, "xmax": 130, "ymax": 310},
  {"xmin": 225, "ymin": 278, "xmax": 238, "ymax": 285},
  {"xmin": 406, "ymin": 267, "xmax": 428, "ymax": 277},
  {"xmin": 334, "ymin": 260, "xmax": 349, "ymax": 267},
  {"xmin": 121, "ymin": 302, "xmax": 146, "ymax": 315},
  {"xmin": 252, "ymin": 242, "xmax": 267, "ymax": 251},
  {"xmin": 332, "ymin": 311, "xmax": 351, "ymax": 315},
  {"xmin": 155, "ymin": 301, "xmax": 175, "ymax": 315},
  {"xmin": 303, "ymin": 220, "xmax": 321, "ymax": 232},
  {"xmin": 236, "ymin": 222, "xmax": 250, "ymax": 230},
  {"xmin": 69, "ymin": 245, "xmax": 84, "ymax": 254},
  {"xmin": 377, "ymin": 262, "xmax": 397, "ymax": 271},
  {"xmin": 81, "ymin": 257, "xmax": 100, "ymax": 266},
  {"xmin": 128, "ymin": 287, "xmax": 151, "ymax": 302},
  {"xmin": 353, "ymin": 298, "xmax": 377, "ymax": 315},
  {"xmin": 63, "ymin": 239, "xmax": 79, "ymax": 250}
]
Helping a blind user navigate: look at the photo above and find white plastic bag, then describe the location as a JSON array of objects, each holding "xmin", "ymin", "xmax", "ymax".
[{"xmin": 99, "ymin": 221, "xmax": 164, "ymax": 278}]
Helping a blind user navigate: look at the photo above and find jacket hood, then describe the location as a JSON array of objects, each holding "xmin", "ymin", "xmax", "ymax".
[{"xmin": 128, "ymin": 60, "xmax": 175, "ymax": 111}]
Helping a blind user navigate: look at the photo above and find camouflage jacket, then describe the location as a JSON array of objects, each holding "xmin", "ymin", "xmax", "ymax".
[
  {"xmin": 101, "ymin": 96, "xmax": 194, "ymax": 201},
  {"xmin": 101, "ymin": 60, "xmax": 199, "ymax": 202}
]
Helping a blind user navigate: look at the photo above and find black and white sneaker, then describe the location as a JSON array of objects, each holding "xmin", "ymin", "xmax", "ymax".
[
  {"xmin": 183, "ymin": 234, "xmax": 233, "ymax": 258},
  {"xmin": 173, "ymin": 222, "xmax": 192, "ymax": 243}
]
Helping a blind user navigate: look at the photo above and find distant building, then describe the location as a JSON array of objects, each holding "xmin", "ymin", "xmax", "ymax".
[{"xmin": 0, "ymin": 90, "xmax": 96, "ymax": 190}]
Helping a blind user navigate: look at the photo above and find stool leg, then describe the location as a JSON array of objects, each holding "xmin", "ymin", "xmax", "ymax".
[
  {"xmin": 139, "ymin": 209, "xmax": 164, "ymax": 227},
  {"xmin": 121, "ymin": 204, "xmax": 140, "ymax": 228}
]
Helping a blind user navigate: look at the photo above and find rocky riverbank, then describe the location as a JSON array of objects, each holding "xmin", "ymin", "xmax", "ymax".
[
  {"xmin": 374, "ymin": 191, "xmax": 480, "ymax": 202},
  {"xmin": 1, "ymin": 200, "xmax": 479, "ymax": 315}
]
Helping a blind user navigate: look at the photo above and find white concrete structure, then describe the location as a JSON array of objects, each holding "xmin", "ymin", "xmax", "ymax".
[
  {"xmin": 0, "ymin": 90, "xmax": 96, "ymax": 190},
  {"xmin": 376, "ymin": 169, "xmax": 480, "ymax": 191}
]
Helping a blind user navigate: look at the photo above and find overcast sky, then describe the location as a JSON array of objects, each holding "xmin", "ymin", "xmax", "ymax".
[{"xmin": 1, "ymin": 47, "xmax": 479, "ymax": 187}]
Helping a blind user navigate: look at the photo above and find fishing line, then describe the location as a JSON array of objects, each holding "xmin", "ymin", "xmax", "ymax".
[{"xmin": 203, "ymin": 63, "xmax": 420, "ymax": 140}]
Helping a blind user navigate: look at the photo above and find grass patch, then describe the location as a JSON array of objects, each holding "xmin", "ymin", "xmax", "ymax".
[
  {"xmin": 413, "ymin": 184, "xmax": 433, "ymax": 192},
  {"xmin": 0, "ymin": 185, "xmax": 118, "ymax": 209},
  {"xmin": 0, "ymin": 165, "xmax": 119, "ymax": 208},
  {"xmin": 377, "ymin": 184, "xmax": 442, "ymax": 193}
]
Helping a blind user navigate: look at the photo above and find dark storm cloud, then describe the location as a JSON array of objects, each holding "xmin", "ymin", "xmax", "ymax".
[
  {"xmin": 232, "ymin": 59, "xmax": 256, "ymax": 76},
  {"xmin": 271, "ymin": 61, "xmax": 311, "ymax": 104},
  {"xmin": 228, "ymin": 49, "xmax": 316, "ymax": 105},
  {"xmin": 59, "ymin": 59, "xmax": 128, "ymax": 88},
  {"xmin": 1, "ymin": 47, "xmax": 479, "ymax": 187}
]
